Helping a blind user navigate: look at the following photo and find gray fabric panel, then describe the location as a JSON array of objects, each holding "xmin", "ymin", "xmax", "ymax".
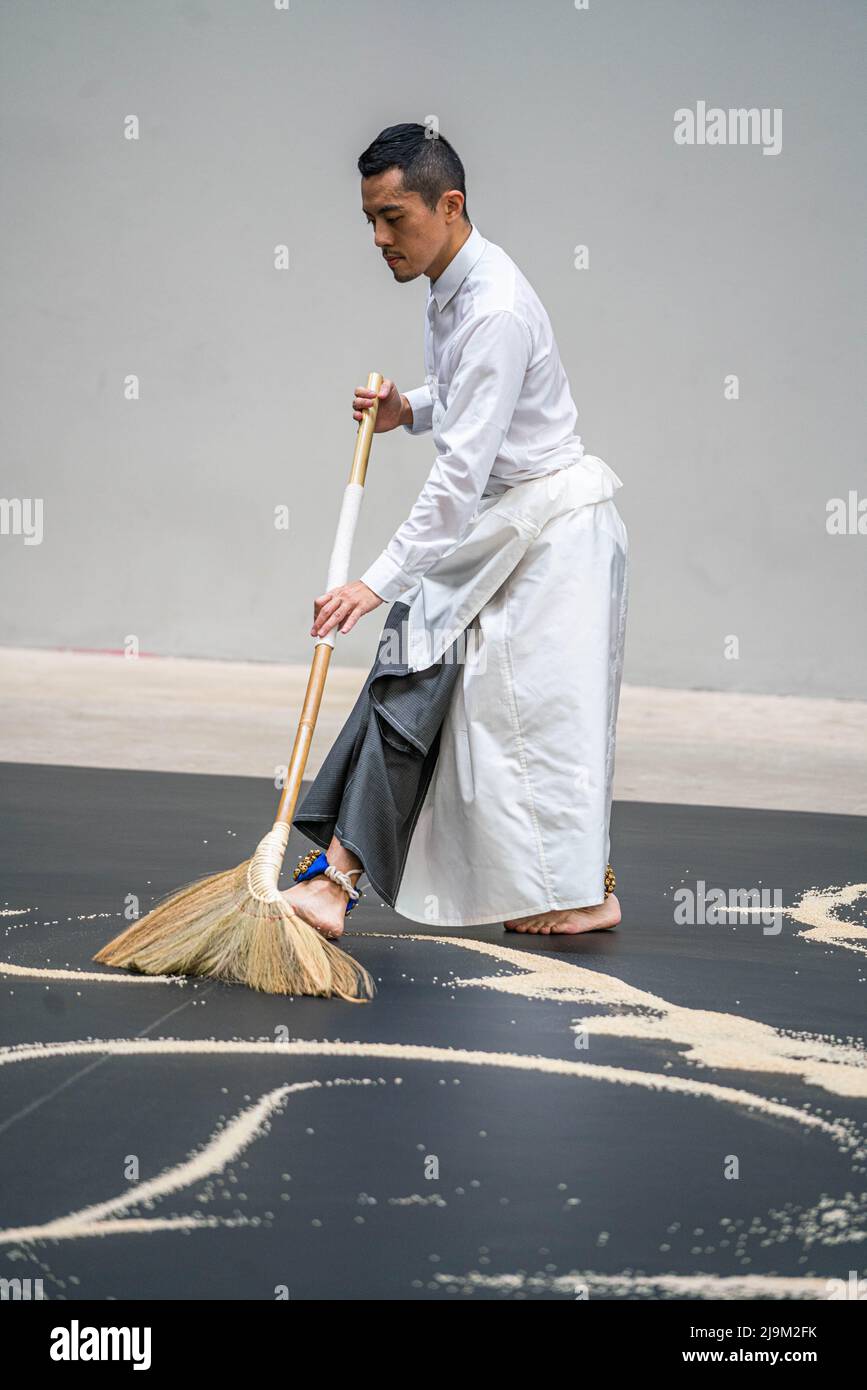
[{"xmin": 292, "ymin": 601, "xmax": 463, "ymax": 907}]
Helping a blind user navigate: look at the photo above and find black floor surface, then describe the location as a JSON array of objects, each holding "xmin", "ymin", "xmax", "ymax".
[{"xmin": 1, "ymin": 762, "xmax": 865, "ymax": 1300}]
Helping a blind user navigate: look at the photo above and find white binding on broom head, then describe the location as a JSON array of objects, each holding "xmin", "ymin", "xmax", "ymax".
[{"xmin": 246, "ymin": 822, "xmax": 291, "ymax": 903}]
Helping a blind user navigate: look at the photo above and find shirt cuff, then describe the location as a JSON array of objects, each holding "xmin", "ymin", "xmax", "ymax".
[
  {"xmin": 355, "ymin": 547, "xmax": 416, "ymax": 603},
  {"xmin": 402, "ymin": 383, "xmax": 434, "ymax": 434},
  {"xmin": 360, "ymin": 552, "xmax": 418, "ymax": 603}
]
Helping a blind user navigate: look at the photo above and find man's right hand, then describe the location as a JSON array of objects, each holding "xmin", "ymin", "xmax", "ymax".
[{"xmin": 352, "ymin": 378, "xmax": 409, "ymax": 433}]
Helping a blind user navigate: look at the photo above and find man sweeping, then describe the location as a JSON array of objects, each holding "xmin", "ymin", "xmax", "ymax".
[{"xmin": 286, "ymin": 122, "xmax": 629, "ymax": 944}]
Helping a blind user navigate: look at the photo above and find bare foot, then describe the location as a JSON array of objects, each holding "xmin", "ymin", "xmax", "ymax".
[
  {"xmin": 280, "ymin": 876, "xmax": 351, "ymax": 941},
  {"xmin": 504, "ymin": 893, "xmax": 621, "ymax": 935}
]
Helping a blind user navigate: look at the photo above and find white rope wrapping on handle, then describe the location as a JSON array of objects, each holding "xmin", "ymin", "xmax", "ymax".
[{"xmin": 316, "ymin": 481, "xmax": 365, "ymax": 650}]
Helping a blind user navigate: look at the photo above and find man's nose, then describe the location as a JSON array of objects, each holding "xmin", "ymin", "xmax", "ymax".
[{"xmin": 373, "ymin": 228, "xmax": 392, "ymax": 249}]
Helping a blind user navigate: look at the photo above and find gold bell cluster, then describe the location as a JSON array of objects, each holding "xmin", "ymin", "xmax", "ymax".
[
  {"xmin": 604, "ymin": 863, "xmax": 616, "ymax": 898},
  {"xmin": 293, "ymin": 849, "xmax": 321, "ymax": 881}
]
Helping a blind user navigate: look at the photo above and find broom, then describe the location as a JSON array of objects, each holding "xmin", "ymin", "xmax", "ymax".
[{"xmin": 92, "ymin": 373, "xmax": 384, "ymax": 1001}]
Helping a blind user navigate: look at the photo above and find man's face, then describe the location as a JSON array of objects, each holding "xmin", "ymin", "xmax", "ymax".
[{"xmin": 361, "ymin": 168, "xmax": 454, "ymax": 283}]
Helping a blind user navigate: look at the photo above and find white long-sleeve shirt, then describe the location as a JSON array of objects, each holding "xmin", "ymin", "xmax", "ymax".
[{"xmin": 360, "ymin": 222, "xmax": 587, "ymax": 603}]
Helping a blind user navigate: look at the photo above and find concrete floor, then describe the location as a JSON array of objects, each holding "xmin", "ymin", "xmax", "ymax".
[{"xmin": 1, "ymin": 645, "xmax": 865, "ymax": 815}]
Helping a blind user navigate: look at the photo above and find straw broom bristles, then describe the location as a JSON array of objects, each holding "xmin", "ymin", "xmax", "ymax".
[{"xmin": 93, "ymin": 823, "xmax": 374, "ymax": 1002}]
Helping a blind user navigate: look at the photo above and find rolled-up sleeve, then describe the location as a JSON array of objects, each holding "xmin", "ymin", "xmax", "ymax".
[
  {"xmin": 361, "ymin": 310, "xmax": 532, "ymax": 603},
  {"xmin": 401, "ymin": 382, "xmax": 434, "ymax": 435}
]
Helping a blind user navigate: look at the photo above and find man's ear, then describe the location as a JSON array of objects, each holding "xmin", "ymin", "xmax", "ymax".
[{"xmin": 443, "ymin": 190, "xmax": 465, "ymax": 223}]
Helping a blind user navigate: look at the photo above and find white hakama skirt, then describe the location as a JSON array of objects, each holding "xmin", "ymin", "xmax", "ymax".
[{"xmin": 392, "ymin": 457, "xmax": 629, "ymax": 926}]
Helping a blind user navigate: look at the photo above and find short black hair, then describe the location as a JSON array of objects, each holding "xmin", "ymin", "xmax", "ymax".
[{"xmin": 358, "ymin": 122, "xmax": 469, "ymax": 221}]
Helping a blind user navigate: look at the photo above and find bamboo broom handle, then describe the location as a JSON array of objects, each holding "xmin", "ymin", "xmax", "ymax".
[{"xmin": 274, "ymin": 371, "xmax": 383, "ymax": 827}]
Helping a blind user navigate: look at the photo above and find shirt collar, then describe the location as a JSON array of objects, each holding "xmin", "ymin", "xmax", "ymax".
[{"xmin": 428, "ymin": 223, "xmax": 487, "ymax": 311}]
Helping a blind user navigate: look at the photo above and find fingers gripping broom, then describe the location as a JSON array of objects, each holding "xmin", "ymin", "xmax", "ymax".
[{"xmin": 93, "ymin": 373, "xmax": 384, "ymax": 1001}]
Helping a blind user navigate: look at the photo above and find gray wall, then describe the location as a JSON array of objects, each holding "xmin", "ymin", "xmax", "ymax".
[{"xmin": 2, "ymin": 0, "xmax": 864, "ymax": 697}]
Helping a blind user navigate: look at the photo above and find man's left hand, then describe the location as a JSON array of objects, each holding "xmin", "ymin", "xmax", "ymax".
[{"xmin": 311, "ymin": 580, "xmax": 383, "ymax": 638}]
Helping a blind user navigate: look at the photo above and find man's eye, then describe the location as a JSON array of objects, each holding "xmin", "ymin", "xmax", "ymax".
[{"xmin": 386, "ymin": 216, "xmax": 402, "ymax": 224}]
